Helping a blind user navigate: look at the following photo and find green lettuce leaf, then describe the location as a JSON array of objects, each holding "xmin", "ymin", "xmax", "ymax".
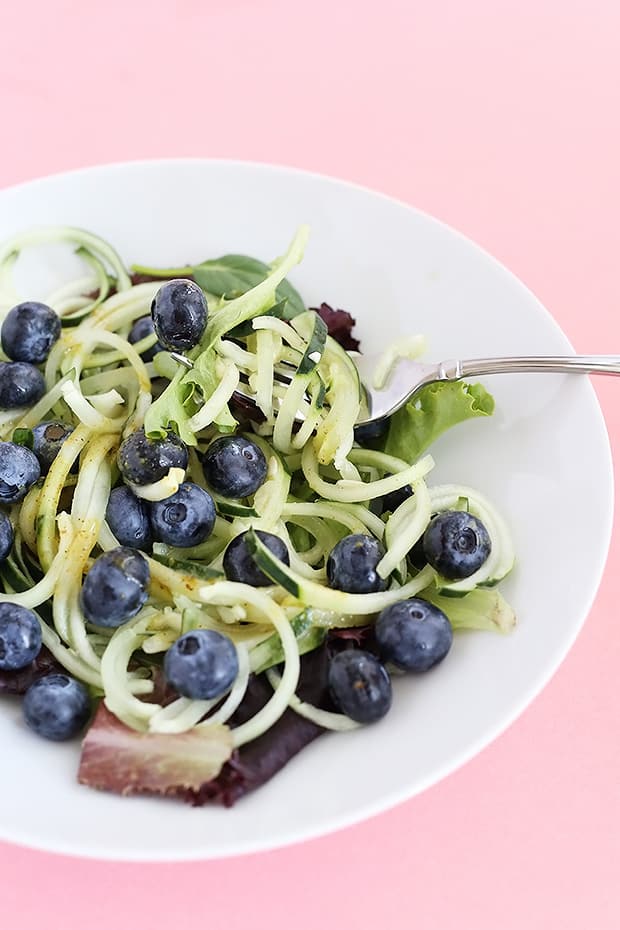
[
  {"xmin": 385, "ymin": 381, "xmax": 495, "ymax": 461},
  {"xmin": 201, "ymin": 226, "xmax": 308, "ymax": 350},
  {"xmin": 144, "ymin": 369, "xmax": 199, "ymax": 445},
  {"xmin": 193, "ymin": 255, "xmax": 305, "ymax": 317},
  {"xmin": 144, "ymin": 227, "xmax": 309, "ymax": 443},
  {"xmin": 227, "ymin": 298, "xmax": 289, "ymax": 338},
  {"xmin": 181, "ymin": 346, "xmax": 238, "ymax": 432},
  {"xmin": 11, "ymin": 427, "xmax": 34, "ymax": 449},
  {"xmin": 131, "ymin": 252, "xmax": 306, "ymax": 317}
]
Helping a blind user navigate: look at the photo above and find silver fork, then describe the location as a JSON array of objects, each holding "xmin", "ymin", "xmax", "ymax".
[
  {"xmin": 352, "ymin": 353, "xmax": 620, "ymax": 424},
  {"xmin": 170, "ymin": 352, "xmax": 620, "ymax": 425}
]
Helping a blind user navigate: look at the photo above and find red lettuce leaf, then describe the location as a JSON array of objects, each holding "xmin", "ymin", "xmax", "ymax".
[
  {"xmin": 77, "ymin": 644, "xmax": 333, "ymax": 807},
  {"xmin": 78, "ymin": 704, "xmax": 233, "ymax": 800},
  {"xmin": 0, "ymin": 647, "xmax": 63, "ymax": 696},
  {"xmin": 328, "ymin": 625, "xmax": 373, "ymax": 645},
  {"xmin": 311, "ymin": 302, "xmax": 360, "ymax": 352},
  {"xmin": 129, "ymin": 271, "xmax": 195, "ymax": 286}
]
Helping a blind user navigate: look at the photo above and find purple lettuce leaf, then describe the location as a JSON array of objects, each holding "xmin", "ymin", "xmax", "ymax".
[
  {"xmin": 311, "ymin": 302, "xmax": 360, "ymax": 352},
  {"xmin": 0, "ymin": 647, "xmax": 64, "ymax": 696},
  {"xmin": 78, "ymin": 704, "xmax": 233, "ymax": 799},
  {"xmin": 77, "ymin": 645, "xmax": 333, "ymax": 807},
  {"xmin": 196, "ymin": 643, "xmax": 332, "ymax": 806}
]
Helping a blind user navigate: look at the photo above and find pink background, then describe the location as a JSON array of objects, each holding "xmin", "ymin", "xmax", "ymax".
[{"xmin": 1, "ymin": 1, "xmax": 619, "ymax": 928}]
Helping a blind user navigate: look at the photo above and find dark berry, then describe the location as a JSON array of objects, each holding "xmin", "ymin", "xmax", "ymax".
[
  {"xmin": 353, "ymin": 417, "xmax": 389, "ymax": 445},
  {"xmin": 380, "ymin": 483, "xmax": 413, "ymax": 515},
  {"xmin": 80, "ymin": 547, "xmax": 150, "ymax": 627},
  {"xmin": 223, "ymin": 530, "xmax": 290, "ymax": 586},
  {"xmin": 0, "ymin": 362, "xmax": 46, "ymax": 409},
  {"xmin": 151, "ymin": 279, "xmax": 207, "ymax": 351},
  {"xmin": 328, "ymin": 649, "xmax": 392, "ymax": 723},
  {"xmin": 0, "ymin": 603, "xmax": 42, "ymax": 670},
  {"xmin": 32, "ymin": 421, "xmax": 75, "ymax": 475},
  {"xmin": 327, "ymin": 534, "xmax": 388, "ymax": 594},
  {"xmin": 408, "ymin": 534, "xmax": 427, "ymax": 570},
  {"xmin": 202, "ymin": 435, "xmax": 267, "ymax": 498},
  {"xmin": 0, "ymin": 442, "xmax": 41, "ymax": 503},
  {"xmin": 128, "ymin": 315, "xmax": 163, "ymax": 362},
  {"xmin": 375, "ymin": 598, "xmax": 453, "ymax": 671},
  {"xmin": 423, "ymin": 511, "xmax": 491, "ymax": 580},
  {"xmin": 149, "ymin": 482, "xmax": 215, "ymax": 547},
  {"xmin": 1, "ymin": 301, "xmax": 61, "ymax": 363},
  {"xmin": 117, "ymin": 428, "xmax": 188, "ymax": 486},
  {"xmin": 23, "ymin": 673, "xmax": 90, "ymax": 740},
  {"xmin": 0, "ymin": 510, "xmax": 13, "ymax": 562},
  {"xmin": 164, "ymin": 629, "xmax": 238, "ymax": 700},
  {"xmin": 106, "ymin": 486, "xmax": 152, "ymax": 550}
]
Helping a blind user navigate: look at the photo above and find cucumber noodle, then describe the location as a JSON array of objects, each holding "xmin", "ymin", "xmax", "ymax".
[{"xmin": 0, "ymin": 226, "xmax": 515, "ymax": 755}]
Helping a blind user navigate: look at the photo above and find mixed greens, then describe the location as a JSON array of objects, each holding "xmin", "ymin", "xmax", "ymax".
[{"xmin": 0, "ymin": 226, "xmax": 515, "ymax": 805}]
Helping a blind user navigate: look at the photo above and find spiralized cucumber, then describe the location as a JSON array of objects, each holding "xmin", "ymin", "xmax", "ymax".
[
  {"xmin": 0, "ymin": 224, "xmax": 517, "ymax": 778},
  {"xmin": 377, "ymin": 478, "xmax": 432, "ymax": 580}
]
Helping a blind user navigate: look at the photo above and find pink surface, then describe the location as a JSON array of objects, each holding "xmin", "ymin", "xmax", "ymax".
[{"xmin": 1, "ymin": 1, "xmax": 619, "ymax": 927}]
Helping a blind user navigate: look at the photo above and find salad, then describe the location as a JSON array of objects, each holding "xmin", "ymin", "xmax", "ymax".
[{"xmin": 0, "ymin": 226, "xmax": 515, "ymax": 806}]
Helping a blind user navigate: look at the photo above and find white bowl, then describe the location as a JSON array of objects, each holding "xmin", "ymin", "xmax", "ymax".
[{"xmin": 0, "ymin": 160, "xmax": 612, "ymax": 860}]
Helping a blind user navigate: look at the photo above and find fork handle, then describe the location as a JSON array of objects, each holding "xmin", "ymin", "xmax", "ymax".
[{"xmin": 447, "ymin": 355, "xmax": 620, "ymax": 379}]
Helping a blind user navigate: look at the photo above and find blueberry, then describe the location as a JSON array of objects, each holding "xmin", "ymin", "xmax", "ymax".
[
  {"xmin": 1, "ymin": 301, "xmax": 61, "ymax": 363},
  {"xmin": 151, "ymin": 279, "xmax": 207, "ymax": 351},
  {"xmin": 375, "ymin": 598, "xmax": 453, "ymax": 672},
  {"xmin": 149, "ymin": 482, "xmax": 215, "ymax": 548},
  {"xmin": 327, "ymin": 534, "xmax": 388, "ymax": 594},
  {"xmin": 0, "ymin": 511, "xmax": 13, "ymax": 562},
  {"xmin": 423, "ymin": 511, "xmax": 491, "ymax": 580},
  {"xmin": 128, "ymin": 315, "xmax": 163, "ymax": 362},
  {"xmin": 0, "ymin": 442, "xmax": 41, "ymax": 503},
  {"xmin": 0, "ymin": 362, "xmax": 46, "ymax": 409},
  {"xmin": 23, "ymin": 673, "xmax": 90, "ymax": 740},
  {"xmin": 202, "ymin": 436, "xmax": 267, "ymax": 498},
  {"xmin": 408, "ymin": 513, "xmax": 439, "ymax": 570},
  {"xmin": 0, "ymin": 603, "xmax": 42, "ymax": 670},
  {"xmin": 117, "ymin": 428, "xmax": 188, "ymax": 486},
  {"xmin": 106, "ymin": 486, "xmax": 152, "ymax": 550},
  {"xmin": 164, "ymin": 629, "xmax": 238, "ymax": 700},
  {"xmin": 380, "ymin": 484, "xmax": 413, "ymax": 515},
  {"xmin": 353, "ymin": 417, "xmax": 389, "ymax": 445},
  {"xmin": 408, "ymin": 534, "xmax": 427, "ymax": 570},
  {"xmin": 223, "ymin": 529, "xmax": 290, "ymax": 586},
  {"xmin": 328, "ymin": 649, "xmax": 392, "ymax": 723},
  {"xmin": 80, "ymin": 546, "xmax": 150, "ymax": 627},
  {"xmin": 32, "ymin": 421, "xmax": 75, "ymax": 475}
]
